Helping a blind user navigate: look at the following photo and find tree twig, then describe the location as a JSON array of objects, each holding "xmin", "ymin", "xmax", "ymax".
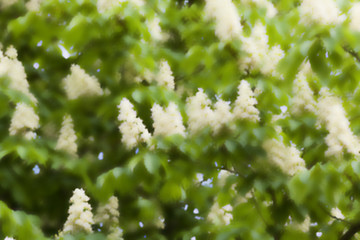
[
  {"xmin": 340, "ymin": 222, "xmax": 360, "ymax": 240},
  {"xmin": 343, "ymin": 46, "xmax": 360, "ymax": 63}
]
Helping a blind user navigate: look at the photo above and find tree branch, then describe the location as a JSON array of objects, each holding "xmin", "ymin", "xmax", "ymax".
[
  {"xmin": 340, "ymin": 222, "xmax": 360, "ymax": 240},
  {"xmin": 343, "ymin": 46, "xmax": 360, "ymax": 63}
]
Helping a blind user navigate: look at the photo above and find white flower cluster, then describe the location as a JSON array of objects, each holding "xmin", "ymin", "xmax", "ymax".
[
  {"xmin": 2, "ymin": 47, "xmax": 40, "ymax": 140},
  {"xmin": 156, "ymin": 60, "xmax": 175, "ymax": 90},
  {"xmin": 0, "ymin": 0, "xmax": 17, "ymax": 9},
  {"xmin": 4, "ymin": 237, "xmax": 15, "ymax": 240},
  {"xmin": 0, "ymin": 46, "xmax": 37, "ymax": 103},
  {"xmin": 294, "ymin": 215, "xmax": 311, "ymax": 232},
  {"xmin": 331, "ymin": 207, "xmax": 345, "ymax": 220},
  {"xmin": 207, "ymin": 201, "xmax": 233, "ymax": 225},
  {"xmin": 147, "ymin": 17, "xmax": 167, "ymax": 42},
  {"xmin": 186, "ymin": 89, "xmax": 232, "ymax": 134},
  {"xmin": 135, "ymin": 60, "xmax": 174, "ymax": 89},
  {"xmin": 97, "ymin": 0, "xmax": 144, "ymax": 13},
  {"xmin": 186, "ymin": 89, "xmax": 215, "ymax": 134},
  {"xmin": 97, "ymin": 0, "xmax": 119, "ymax": 13},
  {"xmin": 151, "ymin": 102, "xmax": 186, "ymax": 137},
  {"xmin": 241, "ymin": 0, "xmax": 277, "ymax": 18},
  {"xmin": 61, "ymin": 188, "xmax": 94, "ymax": 234},
  {"xmin": 9, "ymin": 103, "xmax": 39, "ymax": 140},
  {"xmin": 317, "ymin": 89, "xmax": 360, "ymax": 157},
  {"xmin": 63, "ymin": 64, "xmax": 103, "ymax": 100},
  {"xmin": 240, "ymin": 22, "xmax": 284, "ymax": 76},
  {"xmin": 299, "ymin": 0, "xmax": 343, "ymax": 25},
  {"xmin": 117, "ymin": 98, "xmax": 151, "ymax": 149},
  {"xmin": 212, "ymin": 99, "xmax": 233, "ymax": 133},
  {"xmin": 186, "ymin": 80, "xmax": 259, "ymax": 134},
  {"xmin": 94, "ymin": 196, "xmax": 123, "ymax": 240},
  {"xmin": 263, "ymin": 139, "xmax": 306, "ymax": 176},
  {"xmin": 233, "ymin": 80, "xmax": 260, "ymax": 122},
  {"xmin": 204, "ymin": 0, "xmax": 242, "ymax": 42},
  {"xmin": 25, "ymin": 0, "xmax": 42, "ymax": 11},
  {"xmin": 56, "ymin": 115, "xmax": 78, "ymax": 156},
  {"xmin": 291, "ymin": 61, "xmax": 317, "ymax": 115},
  {"xmin": 349, "ymin": 3, "xmax": 360, "ymax": 32}
]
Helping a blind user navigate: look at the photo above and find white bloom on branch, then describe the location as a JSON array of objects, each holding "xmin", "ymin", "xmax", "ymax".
[
  {"xmin": 95, "ymin": 196, "xmax": 123, "ymax": 240},
  {"xmin": 294, "ymin": 215, "xmax": 311, "ymax": 232},
  {"xmin": 0, "ymin": 0, "xmax": 17, "ymax": 9},
  {"xmin": 240, "ymin": 22, "xmax": 284, "ymax": 76},
  {"xmin": 117, "ymin": 98, "xmax": 151, "ymax": 149},
  {"xmin": 146, "ymin": 17, "xmax": 167, "ymax": 42},
  {"xmin": 63, "ymin": 64, "xmax": 103, "ymax": 100},
  {"xmin": 212, "ymin": 99, "xmax": 233, "ymax": 134},
  {"xmin": 317, "ymin": 89, "xmax": 360, "ymax": 157},
  {"xmin": 97, "ymin": 0, "xmax": 144, "ymax": 13},
  {"xmin": 292, "ymin": 61, "xmax": 317, "ymax": 115},
  {"xmin": 349, "ymin": 3, "xmax": 360, "ymax": 32},
  {"xmin": 207, "ymin": 202, "xmax": 233, "ymax": 225},
  {"xmin": 204, "ymin": 0, "xmax": 242, "ymax": 42},
  {"xmin": 331, "ymin": 207, "xmax": 345, "ymax": 220},
  {"xmin": 242, "ymin": 0, "xmax": 277, "ymax": 18},
  {"xmin": 62, "ymin": 188, "xmax": 94, "ymax": 234},
  {"xmin": 9, "ymin": 103, "xmax": 39, "ymax": 140},
  {"xmin": 233, "ymin": 80, "xmax": 260, "ymax": 122},
  {"xmin": 299, "ymin": 0, "xmax": 343, "ymax": 25},
  {"xmin": 26, "ymin": 0, "xmax": 43, "ymax": 11},
  {"xmin": 263, "ymin": 139, "xmax": 306, "ymax": 176},
  {"xmin": 151, "ymin": 102, "xmax": 185, "ymax": 137},
  {"xmin": 156, "ymin": 60, "xmax": 175, "ymax": 90},
  {"xmin": 56, "ymin": 115, "xmax": 77, "ymax": 156},
  {"xmin": 186, "ymin": 89, "xmax": 215, "ymax": 134},
  {"xmin": 0, "ymin": 46, "xmax": 37, "ymax": 103}
]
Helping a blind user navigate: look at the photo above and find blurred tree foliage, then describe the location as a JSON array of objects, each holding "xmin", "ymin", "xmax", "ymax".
[{"xmin": 2, "ymin": 0, "xmax": 360, "ymax": 239}]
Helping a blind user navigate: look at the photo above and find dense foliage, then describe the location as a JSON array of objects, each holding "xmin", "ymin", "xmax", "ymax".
[{"xmin": 2, "ymin": 0, "xmax": 360, "ymax": 239}]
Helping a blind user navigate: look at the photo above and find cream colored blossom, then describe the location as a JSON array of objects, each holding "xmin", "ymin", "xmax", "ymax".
[
  {"xmin": 94, "ymin": 196, "xmax": 120, "ymax": 226},
  {"xmin": 292, "ymin": 61, "xmax": 317, "ymax": 115},
  {"xmin": 61, "ymin": 188, "xmax": 94, "ymax": 234},
  {"xmin": 25, "ymin": 0, "xmax": 42, "ymax": 11},
  {"xmin": 299, "ymin": 0, "xmax": 343, "ymax": 25},
  {"xmin": 242, "ymin": 0, "xmax": 277, "ymax": 18},
  {"xmin": 207, "ymin": 202, "xmax": 233, "ymax": 225},
  {"xmin": 95, "ymin": 196, "xmax": 123, "ymax": 239},
  {"xmin": 331, "ymin": 207, "xmax": 345, "ymax": 220},
  {"xmin": 97, "ymin": 0, "xmax": 119, "ymax": 13},
  {"xmin": 9, "ymin": 103, "xmax": 39, "ymax": 140},
  {"xmin": 151, "ymin": 102, "xmax": 185, "ymax": 137},
  {"xmin": 56, "ymin": 115, "xmax": 77, "ymax": 156},
  {"xmin": 155, "ymin": 216, "xmax": 165, "ymax": 229},
  {"xmin": 349, "ymin": 3, "xmax": 360, "ymax": 32},
  {"xmin": 317, "ymin": 89, "xmax": 360, "ymax": 157},
  {"xmin": 204, "ymin": 0, "xmax": 242, "ymax": 42},
  {"xmin": 240, "ymin": 22, "xmax": 284, "ymax": 76},
  {"xmin": 0, "ymin": 0, "xmax": 17, "ymax": 9},
  {"xmin": 233, "ymin": 80, "xmax": 260, "ymax": 122},
  {"xmin": 107, "ymin": 227, "xmax": 124, "ymax": 240},
  {"xmin": 186, "ymin": 89, "xmax": 215, "ymax": 134},
  {"xmin": 263, "ymin": 139, "xmax": 306, "ymax": 176},
  {"xmin": 146, "ymin": 17, "xmax": 167, "ymax": 42},
  {"xmin": 117, "ymin": 98, "xmax": 151, "ymax": 149},
  {"xmin": 63, "ymin": 64, "xmax": 103, "ymax": 100},
  {"xmin": 97, "ymin": 0, "xmax": 144, "ymax": 13},
  {"xmin": 294, "ymin": 215, "xmax": 310, "ymax": 232},
  {"xmin": 212, "ymin": 99, "xmax": 233, "ymax": 133},
  {"xmin": 156, "ymin": 60, "xmax": 175, "ymax": 90},
  {"xmin": 0, "ymin": 46, "xmax": 37, "ymax": 103}
]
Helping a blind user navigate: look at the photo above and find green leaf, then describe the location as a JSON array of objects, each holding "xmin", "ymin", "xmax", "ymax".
[{"xmin": 144, "ymin": 152, "xmax": 161, "ymax": 174}]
